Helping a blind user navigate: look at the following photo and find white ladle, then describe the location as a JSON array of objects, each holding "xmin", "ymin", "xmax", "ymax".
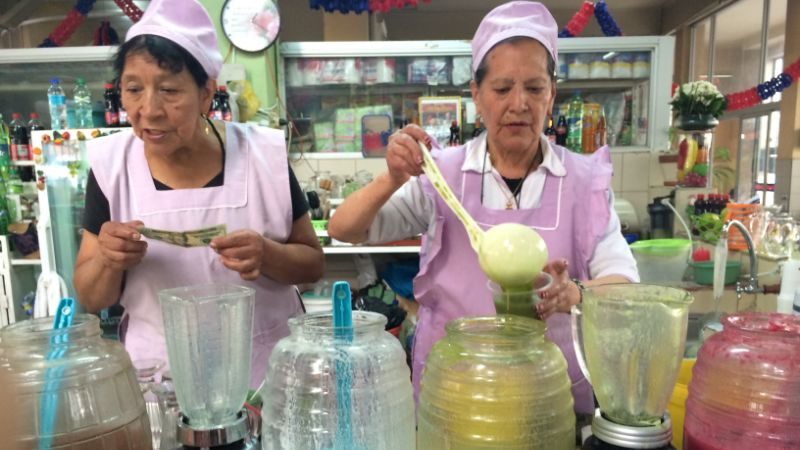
[{"xmin": 417, "ymin": 142, "xmax": 549, "ymax": 289}]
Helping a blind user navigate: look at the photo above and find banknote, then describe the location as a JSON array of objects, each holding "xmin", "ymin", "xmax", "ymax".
[{"xmin": 138, "ymin": 225, "xmax": 227, "ymax": 247}]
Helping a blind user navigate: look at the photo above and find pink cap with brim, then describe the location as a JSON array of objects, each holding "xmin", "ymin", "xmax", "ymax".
[
  {"xmin": 471, "ymin": 1, "xmax": 558, "ymax": 74},
  {"xmin": 125, "ymin": 0, "xmax": 222, "ymax": 79}
]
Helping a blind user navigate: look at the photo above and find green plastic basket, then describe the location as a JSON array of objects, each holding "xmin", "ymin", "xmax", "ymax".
[{"xmin": 689, "ymin": 260, "xmax": 742, "ymax": 286}]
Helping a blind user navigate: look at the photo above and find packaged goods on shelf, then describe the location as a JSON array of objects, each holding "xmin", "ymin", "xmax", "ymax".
[
  {"xmin": 286, "ymin": 59, "xmax": 303, "ymax": 87},
  {"xmin": 611, "ymin": 53, "xmax": 634, "ymax": 78},
  {"xmin": 302, "ymin": 59, "xmax": 322, "ymax": 85},
  {"xmin": 313, "ymin": 122, "xmax": 335, "ymax": 153},
  {"xmin": 359, "ymin": 58, "xmax": 396, "ymax": 84},
  {"xmin": 451, "ymin": 56, "xmax": 472, "ymax": 85},
  {"xmin": 407, "ymin": 57, "xmax": 449, "ymax": 84},
  {"xmin": 633, "ymin": 52, "xmax": 651, "ymax": 78},
  {"xmin": 567, "ymin": 54, "xmax": 590, "ymax": 79},
  {"xmin": 589, "ymin": 54, "xmax": 611, "ymax": 79},
  {"xmin": 321, "ymin": 58, "xmax": 359, "ymax": 84}
]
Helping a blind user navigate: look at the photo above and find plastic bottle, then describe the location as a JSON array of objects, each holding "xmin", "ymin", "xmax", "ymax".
[
  {"xmin": 694, "ymin": 194, "xmax": 706, "ymax": 215},
  {"xmin": 544, "ymin": 116, "xmax": 556, "ymax": 144},
  {"xmin": 73, "ymin": 78, "xmax": 93, "ymax": 129},
  {"xmin": 47, "ymin": 78, "xmax": 68, "ymax": 130},
  {"xmin": 566, "ymin": 91, "xmax": 583, "ymax": 152},
  {"xmin": 0, "ymin": 114, "xmax": 10, "ymax": 163},
  {"xmin": 555, "ymin": 114, "xmax": 568, "ymax": 146},
  {"xmin": 209, "ymin": 89, "xmax": 222, "ymax": 120},
  {"xmin": 218, "ymin": 85, "xmax": 232, "ymax": 121},
  {"xmin": 9, "ymin": 113, "xmax": 30, "ymax": 161},
  {"xmin": 103, "ymin": 83, "xmax": 119, "ymax": 127},
  {"xmin": 28, "ymin": 113, "xmax": 45, "ymax": 133},
  {"xmin": 116, "ymin": 86, "xmax": 129, "ymax": 126},
  {"xmin": 595, "ymin": 106, "xmax": 606, "ymax": 149}
]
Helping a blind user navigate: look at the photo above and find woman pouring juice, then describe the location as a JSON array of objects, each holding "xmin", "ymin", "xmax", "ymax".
[{"xmin": 329, "ymin": 1, "xmax": 639, "ymax": 417}]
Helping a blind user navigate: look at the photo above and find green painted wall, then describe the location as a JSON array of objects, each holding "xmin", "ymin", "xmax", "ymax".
[{"xmin": 198, "ymin": 0, "xmax": 280, "ymax": 125}]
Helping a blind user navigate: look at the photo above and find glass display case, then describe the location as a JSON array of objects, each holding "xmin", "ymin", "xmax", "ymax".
[{"xmin": 280, "ymin": 37, "xmax": 675, "ymax": 155}]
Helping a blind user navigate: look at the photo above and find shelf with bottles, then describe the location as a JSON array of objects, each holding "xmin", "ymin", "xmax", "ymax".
[{"xmin": 280, "ymin": 37, "xmax": 674, "ymax": 156}]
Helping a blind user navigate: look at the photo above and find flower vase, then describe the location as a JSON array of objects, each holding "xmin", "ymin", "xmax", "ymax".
[{"xmin": 675, "ymin": 115, "xmax": 717, "ymax": 188}]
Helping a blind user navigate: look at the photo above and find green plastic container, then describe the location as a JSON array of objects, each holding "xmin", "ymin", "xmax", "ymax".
[
  {"xmin": 629, "ymin": 239, "xmax": 692, "ymax": 284},
  {"xmin": 689, "ymin": 260, "xmax": 742, "ymax": 286}
]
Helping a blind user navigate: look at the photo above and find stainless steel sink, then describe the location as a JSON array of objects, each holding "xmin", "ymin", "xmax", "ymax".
[{"xmin": 684, "ymin": 313, "xmax": 705, "ymax": 358}]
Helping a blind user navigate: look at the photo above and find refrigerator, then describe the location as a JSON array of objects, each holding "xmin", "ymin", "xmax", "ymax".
[{"xmin": 0, "ymin": 46, "xmax": 119, "ymax": 323}]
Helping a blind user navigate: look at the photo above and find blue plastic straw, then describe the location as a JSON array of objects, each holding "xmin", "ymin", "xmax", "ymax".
[
  {"xmin": 331, "ymin": 281, "xmax": 355, "ymax": 450},
  {"xmin": 38, "ymin": 298, "xmax": 75, "ymax": 450}
]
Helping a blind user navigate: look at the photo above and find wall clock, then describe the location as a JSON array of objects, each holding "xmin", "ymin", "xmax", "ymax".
[{"xmin": 221, "ymin": 0, "xmax": 281, "ymax": 52}]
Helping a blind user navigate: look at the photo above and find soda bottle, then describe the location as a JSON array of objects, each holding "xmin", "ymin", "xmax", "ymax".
[
  {"xmin": 209, "ymin": 88, "xmax": 222, "ymax": 120},
  {"xmin": 104, "ymin": 83, "xmax": 119, "ymax": 127},
  {"xmin": 9, "ymin": 113, "xmax": 30, "ymax": 161},
  {"xmin": 115, "ymin": 86, "xmax": 129, "ymax": 126},
  {"xmin": 544, "ymin": 116, "xmax": 556, "ymax": 144},
  {"xmin": 0, "ymin": 115, "xmax": 10, "ymax": 183},
  {"xmin": 566, "ymin": 91, "xmax": 583, "ymax": 152},
  {"xmin": 595, "ymin": 106, "xmax": 607, "ymax": 150},
  {"xmin": 47, "ymin": 78, "xmax": 67, "ymax": 130},
  {"xmin": 73, "ymin": 78, "xmax": 93, "ymax": 128},
  {"xmin": 28, "ymin": 113, "xmax": 45, "ymax": 132},
  {"xmin": 555, "ymin": 114, "xmax": 568, "ymax": 146},
  {"xmin": 219, "ymin": 86, "xmax": 232, "ymax": 122},
  {"xmin": 694, "ymin": 194, "xmax": 706, "ymax": 215}
]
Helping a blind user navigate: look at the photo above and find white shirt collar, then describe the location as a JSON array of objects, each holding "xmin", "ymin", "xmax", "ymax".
[{"xmin": 461, "ymin": 132, "xmax": 567, "ymax": 177}]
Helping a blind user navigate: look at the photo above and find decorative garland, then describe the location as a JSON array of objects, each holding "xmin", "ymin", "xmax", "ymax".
[
  {"xmin": 725, "ymin": 57, "xmax": 799, "ymax": 111},
  {"xmin": 559, "ymin": 0, "xmax": 623, "ymax": 38},
  {"xmin": 113, "ymin": 0, "xmax": 144, "ymax": 23},
  {"xmin": 309, "ymin": 0, "xmax": 431, "ymax": 14},
  {"xmin": 38, "ymin": 0, "xmax": 96, "ymax": 47}
]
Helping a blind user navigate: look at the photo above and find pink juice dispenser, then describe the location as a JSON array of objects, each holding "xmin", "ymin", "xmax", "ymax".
[{"xmin": 684, "ymin": 313, "xmax": 800, "ymax": 449}]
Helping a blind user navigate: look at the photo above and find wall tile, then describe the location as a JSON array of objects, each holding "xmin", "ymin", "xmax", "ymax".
[
  {"xmin": 317, "ymin": 159, "xmax": 358, "ymax": 178},
  {"xmin": 621, "ymin": 153, "xmax": 650, "ymax": 192},
  {"xmin": 290, "ymin": 158, "xmax": 318, "ymax": 186},
  {"xmin": 611, "ymin": 153, "xmax": 624, "ymax": 193},
  {"xmin": 648, "ymin": 154, "xmax": 666, "ymax": 187},
  {"xmin": 619, "ymin": 190, "xmax": 650, "ymax": 233},
  {"xmin": 355, "ymin": 158, "xmax": 388, "ymax": 179}
]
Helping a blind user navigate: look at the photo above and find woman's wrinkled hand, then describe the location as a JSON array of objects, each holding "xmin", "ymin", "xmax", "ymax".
[
  {"xmin": 210, "ymin": 230, "xmax": 267, "ymax": 281},
  {"xmin": 385, "ymin": 124, "xmax": 432, "ymax": 186},
  {"xmin": 536, "ymin": 258, "xmax": 581, "ymax": 320},
  {"xmin": 97, "ymin": 220, "xmax": 148, "ymax": 271}
]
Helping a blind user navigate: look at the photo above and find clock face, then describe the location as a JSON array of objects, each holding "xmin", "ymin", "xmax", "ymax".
[{"xmin": 221, "ymin": 0, "xmax": 280, "ymax": 53}]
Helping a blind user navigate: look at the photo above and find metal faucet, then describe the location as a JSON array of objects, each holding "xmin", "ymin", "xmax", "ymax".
[{"xmin": 721, "ymin": 220, "xmax": 760, "ymax": 296}]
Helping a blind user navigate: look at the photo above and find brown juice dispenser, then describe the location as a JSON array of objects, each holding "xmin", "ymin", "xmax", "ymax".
[
  {"xmin": 159, "ymin": 283, "xmax": 259, "ymax": 450},
  {"xmin": 0, "ymin": 313, "xmax": 152, "ymax": 449},
  {"xmin": 572, "ymin": 284, "xmax": 694, "ymax": 449}
]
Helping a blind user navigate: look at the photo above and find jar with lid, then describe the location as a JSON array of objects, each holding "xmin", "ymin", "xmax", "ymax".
[
  {"xmin": 417, "ymin": 315, "xmax": 575, "ymax": 450},
  {"xmin": 0, "ymin": 314, "xmax": 151, "ymax": 449},
  {"xmin": 684, "ymin": 313, "xmax": 800, "ymax": 449},
  {"xmin": 261, "ymin": 311, "xmax": 415, "ymax": 450}
]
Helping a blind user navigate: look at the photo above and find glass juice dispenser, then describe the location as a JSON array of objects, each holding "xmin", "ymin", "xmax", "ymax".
[
  {"xmin": 573, "ymin": 284, "xmax": 694, "ymax": 449},
  {"xmin": 159, "ymin": 283, "xmax": 259, "ymax": 449},
  {"xmin": 0, "ymin": 314, "xmax": 152, "ymax": 449}
]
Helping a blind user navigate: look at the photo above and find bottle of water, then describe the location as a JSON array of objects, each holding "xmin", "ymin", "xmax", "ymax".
[
  {"xmin": 566, "ymin": 91, "xmax": 583, "ymax": 153},
  {"xmin": 73, "ymin": 78, "xmax": 93, "ymax": 129},
  {"xmin": 47, "ymin": 78, "xmax": 67, "ymax": 130},
  {"xmin": 0, "ymin": 114, "xmax": 10, "ymax": 163}
]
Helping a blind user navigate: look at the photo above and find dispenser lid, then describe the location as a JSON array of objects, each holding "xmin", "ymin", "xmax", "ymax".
[{"xmin": 629, "ymin": 239, "xmax": 691, "ymax": 256}]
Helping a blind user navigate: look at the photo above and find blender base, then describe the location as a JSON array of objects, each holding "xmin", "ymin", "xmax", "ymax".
[
  {"xmin": 582, "ymin": 409, "xmax": 675, "ymax": 450},
  {"xmin": 173, "ymin": 409, "xmax": 259, "ymax": 450}
]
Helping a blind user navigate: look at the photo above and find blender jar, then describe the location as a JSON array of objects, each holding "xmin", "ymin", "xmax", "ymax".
[
  {"xmin": 417, "ymin": 315, "xmax": 575, "ymax": 450},
  {"xmin": 261, "ymin": 311, "xmax": 415, "ymax": 450},
  {"xmin": 0, "ymin": 314, "xmax": 151, "ymax": 449},
  {"xmin": 684, "ymin": 313, "xmax": 800, "ymax": 449},
  {"xmin": 159, "ymin": 283, "xmax": 255, "ymax": 430},
  {"xmin": 575, "ymin": 284, "xmax": 693, "ymax": 426}
]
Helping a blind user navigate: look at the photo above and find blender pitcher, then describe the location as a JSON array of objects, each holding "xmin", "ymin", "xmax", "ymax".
[
  {"xmin": 159, "ymin": 283, "xmax": 255, "ymax": 430},
  {"xmin": 571, "ymin": 284, "xmax": 693, "ymax": 427}
]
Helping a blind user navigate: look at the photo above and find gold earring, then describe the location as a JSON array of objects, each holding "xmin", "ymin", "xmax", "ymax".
[{"xmin": 200, "ymin": 113, "xmax": 210, "ymax": 135}]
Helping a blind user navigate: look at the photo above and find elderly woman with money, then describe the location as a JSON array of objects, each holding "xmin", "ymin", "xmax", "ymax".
[{"xmin": 73, "ymin": 0, "xmax": 324, "ymax": 387}]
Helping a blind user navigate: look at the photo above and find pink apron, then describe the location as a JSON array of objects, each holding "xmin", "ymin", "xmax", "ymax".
[
  {"xmin": 88, "ymin": 123, "xmax": 304, "ymax": 388},
  {"xmin": 413, "ymin": 142, "xmax": 612, "ymax": 414}
]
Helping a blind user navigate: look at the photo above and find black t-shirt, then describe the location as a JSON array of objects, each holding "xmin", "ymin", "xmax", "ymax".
[{"xmin": 81, "ymin": 125, "xmax": 309, "ymax": 235}]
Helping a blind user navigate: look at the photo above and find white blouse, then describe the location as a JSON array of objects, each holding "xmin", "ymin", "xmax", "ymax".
[{"xmin": 363, "ymin": 133, "xmax": 640, "ymax": 282}]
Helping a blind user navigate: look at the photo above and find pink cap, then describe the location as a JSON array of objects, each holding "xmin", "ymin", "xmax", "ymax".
[
  {"xmin": 126, "ymin": 0, "xmax": 222, "ymax": 79},
  {"xmin": 471, "ymin": 1, "xmax": 558, "ymax": 74}
]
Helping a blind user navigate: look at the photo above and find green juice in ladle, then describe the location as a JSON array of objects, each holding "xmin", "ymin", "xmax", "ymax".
[{"xmin": 417, "ymin": 142, "xmax": 550, "ymax": 318}]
